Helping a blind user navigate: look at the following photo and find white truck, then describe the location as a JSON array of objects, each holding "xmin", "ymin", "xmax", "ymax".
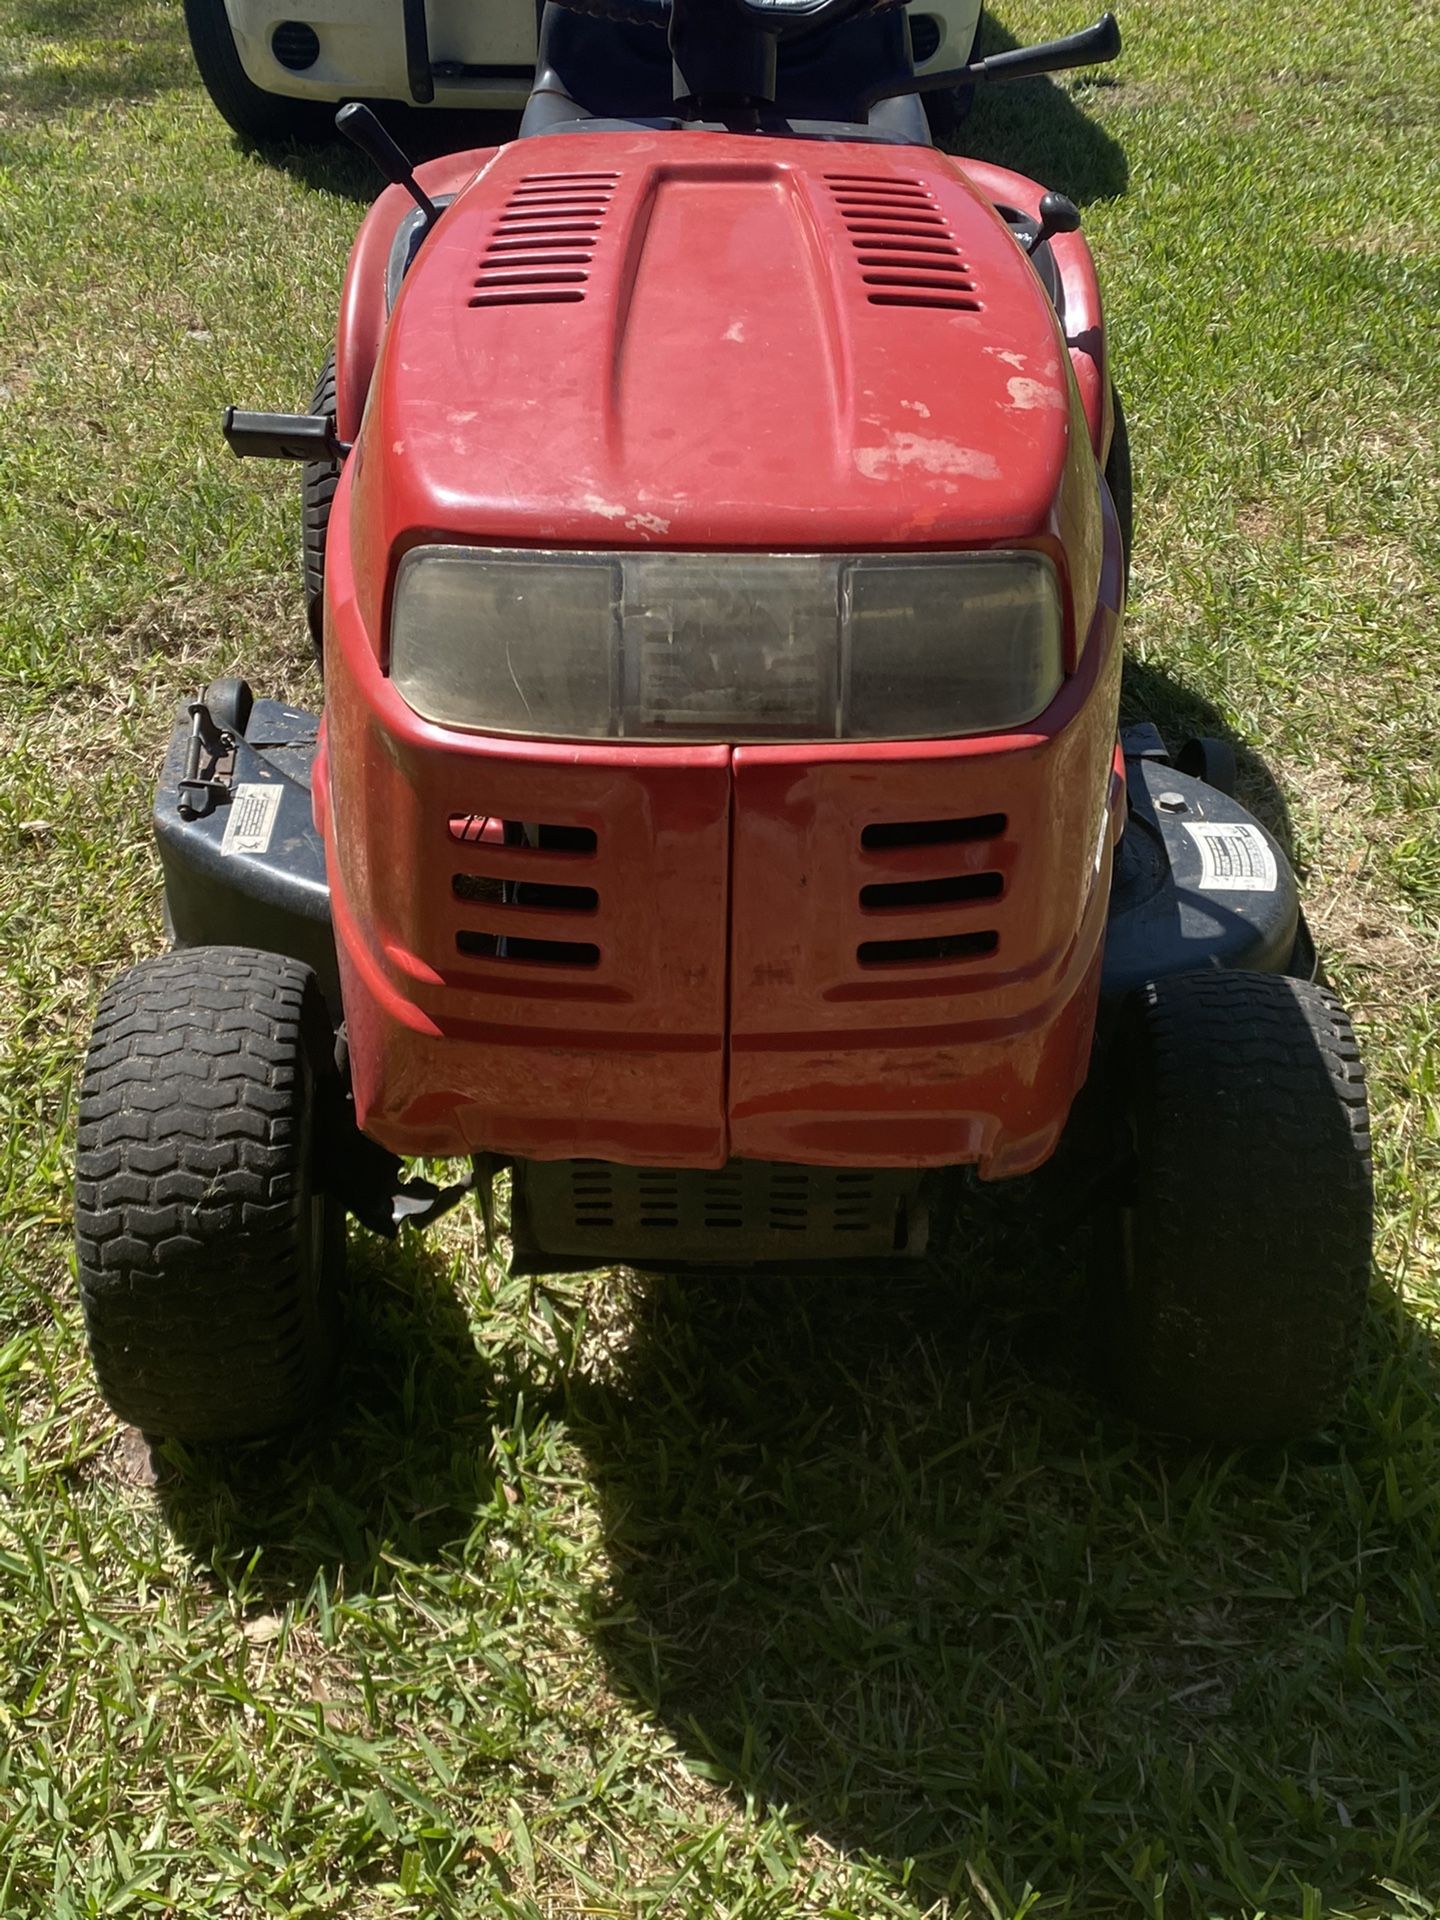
[{"xmin": 183, "ymin": 0, "xmax": 984, "ymax": 142}]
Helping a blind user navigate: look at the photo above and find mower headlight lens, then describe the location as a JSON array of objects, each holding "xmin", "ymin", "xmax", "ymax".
[{"xmin": 390, "ymin": 547, "xmax": 1063, "ymax": 742}]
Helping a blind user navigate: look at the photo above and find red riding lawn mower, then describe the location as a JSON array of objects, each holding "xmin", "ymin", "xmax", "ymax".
[{"xmin": 75, "ymin": 0, "xmax": 1373, "ymax": 1449}]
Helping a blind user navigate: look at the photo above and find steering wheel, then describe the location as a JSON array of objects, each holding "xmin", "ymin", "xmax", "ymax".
[{"xmin": 546, "ymin": 0, "xmax": 908, "ymax": 40}]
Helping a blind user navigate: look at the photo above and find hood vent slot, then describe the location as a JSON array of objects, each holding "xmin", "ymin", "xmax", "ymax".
[
  {"xmin": 825, "ymin": 173, "xmax": 982, "ymax": 313},
  {"xmin": 470, "ymin": 172, "xmax": 618, "ymax": 309}
]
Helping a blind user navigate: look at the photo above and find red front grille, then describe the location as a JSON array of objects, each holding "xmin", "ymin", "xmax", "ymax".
[
  {"xmin": 446, "ymin": 814, "xmax": 603, "ymax": 967},
  {"xmin": 855, "ymin": 810, "xmax": 1008, "ymax": 970}
]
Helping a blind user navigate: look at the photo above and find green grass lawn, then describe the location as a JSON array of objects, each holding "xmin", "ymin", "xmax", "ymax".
[{"xmin": 2, "ymin": 0, "xmax": 1439, "ymax": 1913}]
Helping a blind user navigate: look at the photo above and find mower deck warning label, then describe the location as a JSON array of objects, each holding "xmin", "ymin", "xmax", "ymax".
[
  {"xmin": 1181, "ymin": 820, "xmax": 1278, "ymax": 893},
  {"xmin": 221, "ymin": 783, "xmax": 283, "ymax": 857}
]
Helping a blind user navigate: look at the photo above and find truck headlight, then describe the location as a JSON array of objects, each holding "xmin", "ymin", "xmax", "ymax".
[{"xmin": 389, "ymin": 546, "xmax": 1063, "ymax": 742}]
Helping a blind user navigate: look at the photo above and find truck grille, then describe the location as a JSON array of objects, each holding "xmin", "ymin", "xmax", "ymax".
[{"xmin": 826, "ymin": 173, "xmax": 982, "ymax": 312}]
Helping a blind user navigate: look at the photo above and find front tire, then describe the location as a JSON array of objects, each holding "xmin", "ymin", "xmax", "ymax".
[
  {"xmin": 1105, "ymin": 384, "xmax": 1133, "ymax": 594},
  {"xmin": 74, "ymin": 948, "xmax": 344, "ymax": 1443},
  {"xmin": 1099, "ymin": 970, "xmax": 1372, "ymax": 1443},
  {"xmin": 183, "ymin": 0, "xmax": 331, "ymax": 146},
  {"xmin": 302, "ymin": 352, "xmax": 339, "ymax": 663}
]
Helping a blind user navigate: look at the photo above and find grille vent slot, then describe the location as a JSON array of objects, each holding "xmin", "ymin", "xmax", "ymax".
[
  {"xmin": 859, "ymin": 930, "xmax": 999, "ymax": 967},
  {"xmin": 861, "ymin": 813, "xmax": 1006, "ymax": 851},
  {"xmin": 826, "ymin": 172, "xmax": 981, "ymax": 311},
  {"xmin": 457, "ymin": 930, "xmax": 600, "ymax": 966},
  {"xmin": 448, "ymin": 815, "xmax": 597, "ymax": 853},
  {"xmin": 860, "ymin": 872, "xmax": 1003, "ymax": 911},
  {"xmin": 470, "ymin": 172, "xmax": 618, "ymax": 308},
  {"xmin": 857, "ymin": 813, "xmax": 1005, "ymax": 969},
  {"xmin": 453, "ymin": 874, "xmax": 598, "ymax": 913},
  {"xmin": 449, "ymin": 814, "xmax": 600, "ymax": 967}
]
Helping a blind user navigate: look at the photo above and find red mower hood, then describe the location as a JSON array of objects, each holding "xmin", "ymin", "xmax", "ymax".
[{"xmin": 362, "ymin": 131, "xmax": 1077, "ymax": 556}]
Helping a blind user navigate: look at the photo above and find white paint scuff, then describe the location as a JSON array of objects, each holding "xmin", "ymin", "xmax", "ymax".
[
  {"xmin": 855, "ymin": 433, "xmax": 1000, "ymax": 482},
  {"xmin": 1006, "ymin": 376, "xmax": 1067, "ymax": 411}
]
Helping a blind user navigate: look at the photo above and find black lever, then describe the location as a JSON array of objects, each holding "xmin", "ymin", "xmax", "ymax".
[
  {"xmin": 335, "ymin": 101, "xmax": 439, "ymax": 227},
  {"xmin": 868, "ymin": 11, "xmax": 1120, "ymax": 105},
  {"xmin": 967, "ymin": 10, "xmax": 1120, "ymax": 85},
  {"xmin": 1028, "ymin": 191, "xmax": 1082, "ymax": 254}
]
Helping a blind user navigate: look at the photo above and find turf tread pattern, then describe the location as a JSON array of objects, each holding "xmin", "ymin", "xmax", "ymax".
[
  {"xmin": 302, "ymin": 353, "xmax": 338, "ymax": 661},
  {"xmin": 1111, "ymin": 969, "xmax": 1372, "ymax": 1441},
  {"xmin": 74, "ymin": 947, "xmax": 341, "ymax": 1441}
]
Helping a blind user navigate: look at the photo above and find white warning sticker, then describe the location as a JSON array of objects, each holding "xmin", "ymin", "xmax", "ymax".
[
  {"xmin": 1181, "ymin": 820, "xmax": 1278, "ymax": 893},
  {"xmin": 220, "ymin": 783, "xmax": 283, "ymax": 857}
]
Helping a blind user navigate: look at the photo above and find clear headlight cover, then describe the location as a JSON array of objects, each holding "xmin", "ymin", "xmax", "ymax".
[{"xmin": 389, "ymin": 546, "xmax": 1064, "ymax": 743}]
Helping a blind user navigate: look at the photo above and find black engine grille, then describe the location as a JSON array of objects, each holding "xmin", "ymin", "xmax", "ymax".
[{"xmin": 513, "ymin": 1160, "xmax": 932, "ymax": 1269}]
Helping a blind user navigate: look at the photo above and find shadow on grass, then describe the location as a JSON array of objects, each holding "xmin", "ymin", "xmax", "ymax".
[
  {"xmin": 147, "ymin": 1081, "xmax": 1434, "ymax": 1912},
  {"xmin": 941, "ymin": 8, "xmax": 1128, "ymax": 203},
  {"xmin": 260, "ymin": 104, "xmax": 523, "ymax": 203},
  {"xmin": 1121, "ymin": 655, "xmax": 1300, "ymax": 870},
  {"xmin": 571, "ymin": 1231, "xmax": 1440, "ymax": 1916},
  {"xmin": 1, "ymin": 0, "xmax": 192, "ymax": 115},
  {"xmin": 154, "ymin": 1233, "xmax": 512, "ymax": 1602}
]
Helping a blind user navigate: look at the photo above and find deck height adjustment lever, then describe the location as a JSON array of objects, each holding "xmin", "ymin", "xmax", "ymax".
[{"xmin": 176, "ymin": 695, "xmax": 238, "ymax": 820}]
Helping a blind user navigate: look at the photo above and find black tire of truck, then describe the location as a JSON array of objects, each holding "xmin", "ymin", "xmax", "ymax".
[
  {"xmin": 1105, "ymin": 383, "xmax": 1133, "ymax": 595},
  {"xmin": 183, "ymin": 0, "xmax": 332, "ymax": 146}
]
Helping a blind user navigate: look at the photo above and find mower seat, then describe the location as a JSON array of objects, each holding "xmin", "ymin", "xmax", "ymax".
[{"xmin": 520, "ymin": 2, "xmax": 931, "ymax": 145}]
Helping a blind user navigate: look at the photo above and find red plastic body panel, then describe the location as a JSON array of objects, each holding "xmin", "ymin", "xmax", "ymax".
[
  {"xmin": 320, "ymin": 133, "xmax": 1126, "ymax": 1176},
  {"xmin": 346, "ymin": 134, "xmax": 1090, "ymax": 643},
  {"xmin": 323, "ymin": 478, "xmax": 733, "ymax": 1164},
  {"xmin": 323, "ymin": 476, "xmax": 1124, "ymax": 1171},
  {"xmin": 334, "ymin": 151, "xmax": 498, "ymax": 443},
  {"xmin": 728, "ymin": 588, "xmax": 1122, "ymax": 1176},
  {"xmin": 957, "ymin": 158, "xmax": 1112, "ymax": 462}
]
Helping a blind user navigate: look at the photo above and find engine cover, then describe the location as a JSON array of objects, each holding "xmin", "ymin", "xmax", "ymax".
[{"xmin": 353, "ymin": 131, "xmax": 1079, "ymax": 565}]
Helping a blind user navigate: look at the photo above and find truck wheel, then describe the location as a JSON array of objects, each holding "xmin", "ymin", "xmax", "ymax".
[
  {"xmin": 302, "ymin": 352, "xmax": 338, "ymax": 664},
  {"xmin": 74, "ymin": 947, "xmax": 344, "ymax": 1443},
  {"xmin": 1099, "ymin": 970, "xmax": 1372, "ymax": 1442},
  {"xmin": 183, "ymin": 0, "xmax": 330, "ymax": 146}
]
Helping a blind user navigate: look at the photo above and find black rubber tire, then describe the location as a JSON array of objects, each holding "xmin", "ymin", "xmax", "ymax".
[
  {"xmin": 183, "ymin": 0, "xmax": 331, "ymax": 145},
  {"xmin": 1105, "ymin": 384, "xmax": 1133, "ymax": 595},
  {"xmin": 302, "ymin": 352, "xmax": 339, "ymax": 664},
  {"xmin": 922, "ymin": 9, "xmax": 983, "ymax": 141},
  {"xmin": 1099, "ymin": 970, "xmax": 1372, "ymax": 1443},
  {"xmin": 203, "ymin": 675, "xmax": 254, "ymax": 737},
  {"xmin": 74, "ymin": 947, "xmax": 344, "ymax": 1443}
]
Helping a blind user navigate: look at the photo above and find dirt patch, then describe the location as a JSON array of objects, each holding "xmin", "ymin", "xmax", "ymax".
[{"xmin": 1234, "ymin": 500, "xmax": 1281, "ymax": 542}]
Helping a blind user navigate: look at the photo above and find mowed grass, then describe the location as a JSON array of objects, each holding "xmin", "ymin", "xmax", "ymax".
[{"xmin": 1, "ymin": 0, "xmax": 1439, "ymax": 1912}]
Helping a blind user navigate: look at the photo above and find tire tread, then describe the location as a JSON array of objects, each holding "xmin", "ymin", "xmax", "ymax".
[
  {"xmin": 1109, "ymin": 970, "xmax": 1372, "ymax": 1441},
  {"xmin": 74, "ymin": 946, "xmax": 341, "ymax": 1441}
]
